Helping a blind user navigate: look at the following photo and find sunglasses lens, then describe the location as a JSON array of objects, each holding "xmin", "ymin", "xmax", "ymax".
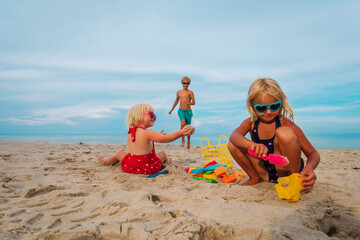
[
  {"xmin": 255, "ymin": 105, "xmax": 267, "ymax": 113},
  {"xmin": 270, "ymin": 103, "xmax": 281, "ymax": 112},
  {"xmin": 270, "ymin": 102, "xmax": 281, "ymax": 111},
  {"xmin": 150, "ymin": 112, "xmax": 156, "ymax": 120},
  {"xmin": 182, "ymin": 82, "xmax": 189, "ymax": 85}
]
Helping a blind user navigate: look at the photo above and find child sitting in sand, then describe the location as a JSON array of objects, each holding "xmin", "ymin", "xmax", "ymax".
[
  {"xmin": 228, "ymin": 78, "xmax": 320, "ymax": 190},
  {"xmin": 98, "ymin": 103, "xmax": 194, "ymax": 174},
  {"xmin": 169, "ymin": 76, "xmax": 195, "ymax": 149}
]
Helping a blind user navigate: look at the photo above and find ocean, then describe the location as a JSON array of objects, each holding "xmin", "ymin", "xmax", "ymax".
[{"xmin": 0, "ymin": 133, "xmax": 359, "ymax": 150}]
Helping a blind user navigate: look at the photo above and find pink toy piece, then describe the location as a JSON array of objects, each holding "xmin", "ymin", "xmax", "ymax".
[{"xmin": 248, "ymin": 148, "xmax": 289, "ymax": 166}]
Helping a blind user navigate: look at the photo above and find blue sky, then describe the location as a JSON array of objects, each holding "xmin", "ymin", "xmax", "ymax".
[{"xmin": 0, "ymin": 1, "xmax": 359, "ymax": 143}]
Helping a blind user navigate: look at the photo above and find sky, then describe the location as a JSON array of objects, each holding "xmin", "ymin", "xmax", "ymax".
[{"xmin": 0, "ymin": 0, "xmax": 359, "ymax": 144}]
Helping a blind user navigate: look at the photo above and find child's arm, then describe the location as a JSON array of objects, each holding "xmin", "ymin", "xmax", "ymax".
[
  {"xmin": 229, "ymin": 118, "xmax": 269, "ymax": 157},
  {"xmin": 145, "ymin": 128, "xmax": 193, "ymax": 143},
  {"xmin": 189, "ymin": 91, "xmax": 195, "ymax": 106},
  {"xmin": 286, "ymin": 120, "xmax": 320, "ymax": 190},
  {"xmin": 169, "ymin": 92, "xmax": 180, "ymax": 114}
]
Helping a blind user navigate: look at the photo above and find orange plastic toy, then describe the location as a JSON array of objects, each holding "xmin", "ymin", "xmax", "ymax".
[
  {"xmin": 221, "ymin": 175, "xmax": 237, "ymax": 183},
  {"xmin": 231, "ymin": 172, "xmax": 246, "ymax": 178},
  {"xmin": 214, "ymin": 166, "xmax": 228, "ymax": 176}
]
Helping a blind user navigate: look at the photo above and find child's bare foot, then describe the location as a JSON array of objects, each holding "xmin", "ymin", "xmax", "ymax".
[
  {"xmin": 240, "ymin": 178, "xmax": 261, "ymax": 186},
  {"xmin": 164, "ymin": 157, "xmax": 173, "ymax": 164},
  {"xmin": 180, "ymin": 141, "xmax": 185, "ymax": 147},
  {"xmin": 98, "ymin": 156, "xmax": 107, "ymax": 166}
]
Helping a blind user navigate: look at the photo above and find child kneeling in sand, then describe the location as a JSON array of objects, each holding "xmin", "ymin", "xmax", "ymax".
[
  {"xmin": 228, "ymin": 78, "xmax": 320, "ymax": 190},
  {"xmin": 98, "ymin": 103, "xmax": 194, "ymax": 174}
]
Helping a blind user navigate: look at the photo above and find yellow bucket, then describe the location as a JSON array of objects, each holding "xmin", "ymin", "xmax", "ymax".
[{"xmin": 201, "ymin": 135, "xmax": 233, "ymax": 168}]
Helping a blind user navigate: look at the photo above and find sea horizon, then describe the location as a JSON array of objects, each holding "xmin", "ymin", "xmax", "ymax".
[{"xmin": 0, "ymin": 132, "xmax": 359, "ymax": 150}]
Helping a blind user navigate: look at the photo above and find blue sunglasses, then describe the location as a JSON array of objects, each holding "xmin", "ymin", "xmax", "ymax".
[
  {"xmin": 253, "ymin": 100, "xmax": 282, "ymax": 113},
  {"xmin": 182, "ymin": 82, "xmax": 190, "ymax": 85}
]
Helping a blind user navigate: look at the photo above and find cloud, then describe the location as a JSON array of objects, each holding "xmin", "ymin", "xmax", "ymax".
[
  {"xmin": 294, "ymin": 105, "xmax": 345, "ymax": 113},
  {"xmin": 0, "ymin": 69, "xmax": 48, "ymax": 79},
  {"xmin": 296, "ymin": 116, "xmax": 360, "ymax": 132},
  {"xmin": 6, "ymin": 116, "xmax": 79, "ymax": 126},
  {"xmin": 191, "ymin": 116, "xmax": 225, "ymax": 127},
  {"xmin": 3, "ymin": 104, "xmax": 129, "ymax": 126},
  {"xmin": 294, "ymin": 103, "xmax": 360, "ymax": 113}
]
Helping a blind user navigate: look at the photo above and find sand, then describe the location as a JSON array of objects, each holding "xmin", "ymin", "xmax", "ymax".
[{"xmin": 0, "ymin": 140, "xmax": 359, "ymax": 240}]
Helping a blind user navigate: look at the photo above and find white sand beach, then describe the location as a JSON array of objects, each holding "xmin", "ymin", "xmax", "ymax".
[{"xmin": 0, "ymin": 140, "xmax": 359, "ymax": 239}]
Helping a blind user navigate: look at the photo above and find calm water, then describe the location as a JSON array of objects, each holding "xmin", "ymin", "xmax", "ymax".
[{"xmin": 0, "ymin": 133, "xmax": 359, "ymax": 150}]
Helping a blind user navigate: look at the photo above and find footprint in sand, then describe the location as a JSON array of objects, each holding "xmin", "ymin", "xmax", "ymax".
[
  {"xmin": 144, "ymin": 193, "xmax": 172, "ymax": 206},
  {"xmin": 25, "ymin": 213, "xmax": 44, "ymax": 225},
  {"xmin": 47, "ymin": 218, "xmax": 62, "ymax": 229},
  {"xmin": 8, "ymin": 209, "xmax": 26, "ymax": 217},
  {"xmin": 24, "ymin": 185, "xmax": 60, "ymax": 198}
]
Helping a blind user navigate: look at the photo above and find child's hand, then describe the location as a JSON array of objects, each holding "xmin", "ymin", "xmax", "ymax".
[
  {"xmin": 299, "ymin": 166, "xmax": 317, "ymax": 190},
  {"xmin": 181, "ymin": 128, "xmax": 194, "ymax": 136},
  {"xmin": 249, "ymin": 143, "xmax": 268, "ymax": 157}
]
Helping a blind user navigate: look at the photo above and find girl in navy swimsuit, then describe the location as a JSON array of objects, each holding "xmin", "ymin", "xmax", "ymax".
[{"xmin": 228, "ymin": 78, "xmax": 320, "ymax": 190}]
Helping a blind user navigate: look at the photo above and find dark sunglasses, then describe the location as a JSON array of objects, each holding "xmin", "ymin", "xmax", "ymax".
[
  {"xmin": 145, "ymin": 111, "xmax": 156, "ymax": 121},
  {"xmin": 182, "ymin": 82, "xmax": 190, "ymax": 85},
  {"xmin": 253, "ymin": 100, "xmax": 282, "ymax": 113}
]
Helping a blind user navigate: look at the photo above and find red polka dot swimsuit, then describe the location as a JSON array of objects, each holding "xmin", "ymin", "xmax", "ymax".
[{"xmin": 121, "ymin": 126, "xmax": 162, "ymax": 174}]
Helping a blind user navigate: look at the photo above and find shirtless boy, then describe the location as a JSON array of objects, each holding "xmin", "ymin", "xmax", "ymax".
[{"xmin": 169, "ymin": 76, "xmax": 196, "ymax": 149}]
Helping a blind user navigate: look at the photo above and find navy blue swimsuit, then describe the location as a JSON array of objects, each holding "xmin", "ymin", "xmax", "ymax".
[{"xmin": 251, "ymin": 116, "xmax": 304, "ymax": 183}]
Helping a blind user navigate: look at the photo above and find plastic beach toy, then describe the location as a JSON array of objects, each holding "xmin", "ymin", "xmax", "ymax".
[
  {"xmin": 193, "ymin": 175, "xmax": 217, "ymax": 183},
  {"xmin": 201, "ymin": 135, "xmax": 233, "ymax": 168},
  {"xmin": 202, "ymin": 173, "xmax": 217, "ymax": 180},
  {"xmin": 231, "ymin": 172, "xmax": 246, "ymax": 178},
  {"xmin": 147, "ymin": 170, "xmax": 168, "ymax": 178},
  {"xmin": 275, "ymin": 173, "xmax": 305, "ymax": 202},
  {"xmin": 221, "ymin": 175, "xmax": 236, "ymax": 183},
  {"xmin": 214, "ymin": 166, "xmax": 228, "ymax": 176},
  {"xmin": 248, "ymin": 148, "xmax": 289, "ymax": 166},
  {"xmin": 190, "ymin": 164, "xmax": 228, "ymax": 174}
]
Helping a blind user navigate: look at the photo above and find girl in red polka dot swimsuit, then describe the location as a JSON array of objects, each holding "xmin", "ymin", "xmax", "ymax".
[{"xmin": 98, "ymin": 103, "xmax": 194, "ymax": 174}]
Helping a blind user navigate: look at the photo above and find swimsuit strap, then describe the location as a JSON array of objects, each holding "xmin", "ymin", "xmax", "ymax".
[
  {"xmin": 275, "ymin": 116, "xmax": 281, "ymax": 129},
  {"xmin": 251, "ymin": 116, "xmax": 282, "ymax": 144},
  {"xmin": 128, "ymin": 126, "xmax": 145, "ymax": 142}
]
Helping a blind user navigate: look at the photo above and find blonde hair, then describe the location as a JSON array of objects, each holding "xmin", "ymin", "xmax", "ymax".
[
  {"xmin": 181, "ymin": 76, "xmax": 191, "ymax": 83},
  {"xmin": 247, "ymin": 78, "xmax": 293, "ymax": 123},
  {"xmin": 126, "ymin": 103, "xmax": 154, "ymax": 128}
]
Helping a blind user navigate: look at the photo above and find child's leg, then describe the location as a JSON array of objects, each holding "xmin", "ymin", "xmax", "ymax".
[
  {"xmin": 98, "ymin": 151, "xmax": 127, "ymax": 166},
  {"xmin": 157, "ymin": 152, "xmax": 171, "ymax": 164},
  {"xmin": 186, "ymin": 112, "xmax": 192, "ymax": 149},
  {"xmin": 228, "ymin": 142, "xmax": 269, "ymax": 185},
  {"xmin": 180, "ymin": 119, "xmax": 186, "ymax": 146},
  {"xmin": 273, "ymin": 127, "xmax": 302, "ymax": 177},
  {"xmin": 186, "ymin": 135, "xmax": 190, "ymax": 149}
]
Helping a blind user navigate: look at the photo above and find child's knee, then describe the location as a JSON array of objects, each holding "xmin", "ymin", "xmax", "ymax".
[
  {"xmin": 227, "ymin": 141, "xmax": 236, "ymax": 153},
  {"xmin": 275, "ymin": 127, "xmax": 298, "ymax": 145},
  {"xmin": 157, "ymin": 152, "xmax": 167, "ymax": 160},
  {"xmin": 228, "ymin": 141, "xmax": 243, "ymax": 156}
]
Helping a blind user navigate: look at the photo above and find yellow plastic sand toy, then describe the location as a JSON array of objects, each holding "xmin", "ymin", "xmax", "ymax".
[
  {"xmin": 275, "ymin": 173, "xmax": 305, "ymax": 202},
  {"xmin": 201, "ymin": 135, "xmax": 233, "ymax": 168}
]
